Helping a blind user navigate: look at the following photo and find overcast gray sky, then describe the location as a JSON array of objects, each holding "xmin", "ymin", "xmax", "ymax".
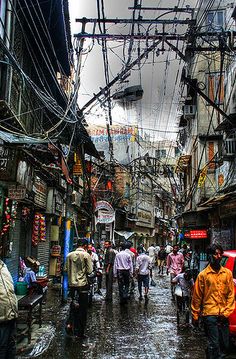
[{"xmin": 68, "ymin": 0, "xmax": 197, "ymax": 140}]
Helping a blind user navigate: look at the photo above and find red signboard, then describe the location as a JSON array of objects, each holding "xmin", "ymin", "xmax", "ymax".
[{"xmin": 184, "ymin": 229, "xmax": 208, "ymax": 239}]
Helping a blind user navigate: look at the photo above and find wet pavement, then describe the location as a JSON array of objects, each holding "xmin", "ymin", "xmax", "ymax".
[{"xmin": 17, "ymin": 271, "xmax": 236, "ymax": 359}]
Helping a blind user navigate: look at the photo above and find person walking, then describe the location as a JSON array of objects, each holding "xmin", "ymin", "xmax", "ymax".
[
  {"xmin": 0, "ymin": 251, "xmax": 18, "ymax": 358},
  {"xmin": 172, "ymin": 269, "xmax": 194, "ymax": 326},
  {"xmin": 147, "ymin": 243, "xmax": 156, "ymax": 267},
  {"xmin": 190, "ymin": 246, "xmax": 200, "ymax": 281},
  {"xmin": 125, "ymin": 241, "xmax": 136, "ymax": 296},
  {"xmin": 157, "ymin": 245, "xmax": 167, "ymax": 275},
  {"xmin": 136, "ymin": 246, "xmax": 152, "ymax": 301},
  {"xmin": 104, "ymin": 240, "xmax": 116, "ymax": 302},
  {"xmin": 87, "ymin": 244, "xmax": 102, "ymax": 296},
  {"xmin": 65, "ymin": 238, "xmax": 93, "ymax": 338},
  {"xmin": 191, "ymin": 243, "xmax": 235, "ymax": 359},
  {"xmin": 96, "ymin": 247, "xmax": 104, "ymax": 293},
  {"xmin": 113, "ymin": 242, "xmax": 133, "ymax": 304},
  {"xmin": 166, "ymin": 244, "xmax": 184, "ymax": 298}
]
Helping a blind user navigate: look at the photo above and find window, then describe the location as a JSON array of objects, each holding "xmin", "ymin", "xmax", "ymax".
[
  {"xmin": 207, "ymin": 10, "xmax": 224, "ymax": 32},
  {"xmin": 124, "ymin": 183, "xmax": 130, "ymax": 199},
  {"xmin": 155, "ymin": 149, "xmax": 166, "ymax": 158},
  {"xmin": 175, "ymin": 147, "xmax": 181, "ymax": 157},
  {"xmin": 207, "ymin": 73, "xmax": 224, "ymax": 105}
]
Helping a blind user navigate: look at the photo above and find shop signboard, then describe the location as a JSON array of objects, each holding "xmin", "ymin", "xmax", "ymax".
[
  {"xmin": 184, "ymin": 229, "xmax": 208, "ymax": 239},
  {"xmin": 59, "ymin": 177, "xmax": 67, "ymax": 190},
  {"xmin": 95, "ymin": 201, "xmax": 115, "ymax": 224},
  {"xmin": 8, "ymin": 184, "xmax": 35, "ymax": 202},
  {"xmin": 33, "ymin": 176, "xmax": 47, "ymax": 208},
  {"xmin": 73, "ymin": 155, "xmax": 83, "ymax": 176},
  {"xmin": 0, "ymin": 146, "xmax": 16, "ymax": 181},
  {"xmin": 46, "ymin": 188, "xmax": 64, "ymax": 215},
  {"xmin": 8, "ymin": 185, "xmax": 26, "ymax": 200},
  {"xmin": 71, "ymin": 190, "xmax": 82, "ymax": 207},
  {"xmin": 16, "ymin": 160, "xmax": 33, "ymax": 191},
  {"xmin": 136, "ymin": 201, "xmax": 154, "ymax": 228},
  {"xmin": 55, "ymin": 190, "xmax": 63, "ymax": 214}
]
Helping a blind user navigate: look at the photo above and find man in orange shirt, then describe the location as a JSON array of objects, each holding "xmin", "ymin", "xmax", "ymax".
[{"xmin": 191, "ymin": 244, "xmax": 235, "ymax": 359}]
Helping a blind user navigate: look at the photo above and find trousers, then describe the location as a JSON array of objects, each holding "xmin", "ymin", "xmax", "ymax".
[
  {"xmin": 0, "ymin": 319, "xmax": 16, "ymax": 359},
  {"xmin": 105, "ymin": 267, "xmax": 113, "ymax": 301},
  {"xmin": 117, "ymin": 269, "xmax": 130, "ymax": 302},
  {"xmin": 70, "ymin": 287, "xmax": 89, "ymax": 337},
  {"xmin": 203, "ymin": 315, "xmax": 230, "ymax": 359}
]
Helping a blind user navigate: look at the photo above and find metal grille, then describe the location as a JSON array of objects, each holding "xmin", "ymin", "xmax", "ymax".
[
  {"xmin": 225, "ymin": 138, "xmax": 236, "ymax": 155},
  {"xmin": 5, "ymin": 219, "xmax": 21, "ymax": 284}
]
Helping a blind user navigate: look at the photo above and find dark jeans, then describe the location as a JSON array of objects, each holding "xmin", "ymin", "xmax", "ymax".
[
  {"xmin": 70, "ymin": 287, "xmax": 89, "ymax": 337},
  {"xmin": 137, "ymin": 274, "xmax": 149, "ymax": 295},
  {"xmin": 105, "ymin": 267, "xmax": 113, "ymax": 301},
  {"xmin": 0, "ymin": 319, "xmax": 16, "ymax": 359},
  {"xmin": 117, "ymin": 270, "xmax": 130, "ymax": 302},
  {"xmin": 203, "ymin": 315, "xmax": 230, "ymax": 359}
]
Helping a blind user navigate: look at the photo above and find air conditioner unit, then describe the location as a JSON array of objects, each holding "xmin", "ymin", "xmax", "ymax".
[
  {"xmin": 225, "ymin": 138, "xmax": 236, "ymax": 156},
  {"xmin": 183, "ymin": 104, "xmax": 196, "ymax": 117}
]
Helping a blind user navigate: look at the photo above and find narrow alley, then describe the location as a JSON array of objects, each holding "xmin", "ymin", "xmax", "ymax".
[{"xmin": 1, "ymin": 1, "xmax": 236, "ymax": 359}]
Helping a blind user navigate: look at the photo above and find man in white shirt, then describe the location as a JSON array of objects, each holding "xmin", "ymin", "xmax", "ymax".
[
  {"xmin": 113, "ymin": 243, "xmax": 133, "ymax": 304},
  {"xmin": 147, "ymin": 244, "xmax": 156, "ymax": 266},
  {"xmin": 125, "ymin": 242, "xmax": 136, "ymax": 296},
  {"xmin": 136, "ymin": 246, "xmax": 152, "ymax": 301}
]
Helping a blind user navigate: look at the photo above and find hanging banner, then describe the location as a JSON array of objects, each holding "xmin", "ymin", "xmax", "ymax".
[
  {"xmin": 95, "ymin": 201, "xmax": 115, "ymax": 224},
  {"xmin": 198, "ymin": 166, "xmax": 208, "ymax": 188}
]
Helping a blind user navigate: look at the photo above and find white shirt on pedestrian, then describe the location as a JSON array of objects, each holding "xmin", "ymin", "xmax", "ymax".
[{"xmin": 136, "ymin": 253, "xmax": 151, "ymax": 275}]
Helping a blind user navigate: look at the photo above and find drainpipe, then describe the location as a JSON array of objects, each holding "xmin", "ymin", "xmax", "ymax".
[{"xmin": 62, "ymin": 219, "xmax": 71, "ymax": 303}]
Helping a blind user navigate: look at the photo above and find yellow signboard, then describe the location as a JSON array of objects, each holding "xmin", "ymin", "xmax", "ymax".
[
  {"xmin": 73, "ymin": 153, "xmax": 83, "ymax": 176},
  {"xmin": 198, "ymin": 166, "xmax": 208, "ymax": 188}
]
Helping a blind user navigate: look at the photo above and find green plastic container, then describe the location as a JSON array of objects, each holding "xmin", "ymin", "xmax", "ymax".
[{"xmin": 16, "ymin": 282, "xmax": 28, "ymax": 295}]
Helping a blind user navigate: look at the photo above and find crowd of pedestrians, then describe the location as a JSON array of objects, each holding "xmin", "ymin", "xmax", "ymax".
[
  {"xmin": 64, "ymin": 239, "xmax": 235, "ymax": 359},
  {"xmin": 1, "ymin": 239, "xmax": 235, "ymax": 359}
]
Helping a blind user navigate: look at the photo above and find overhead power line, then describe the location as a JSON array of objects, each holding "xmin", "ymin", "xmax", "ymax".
[{"xmin": 75, "ymin": 18, "xmax": 195, "ymax": 25}]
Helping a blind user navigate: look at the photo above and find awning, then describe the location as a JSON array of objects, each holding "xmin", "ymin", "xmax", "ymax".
[
  {"xmin": 215, "ymin": 116, "xmax": 236, "ymax": 131},
  {"xmin": 0, "ymin": 130, "xmax": 49, "ymax": 144},
  {"xmin": 114, "ymin": 231, "xmax": 134, "ymax": 240},
  {"xmin": 201, "ymin": 191, "xmax": 236, "ymax": 207},
  {"xmin": 181, "ymin": 207, "xmax": 210, "ymax": 214}
]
